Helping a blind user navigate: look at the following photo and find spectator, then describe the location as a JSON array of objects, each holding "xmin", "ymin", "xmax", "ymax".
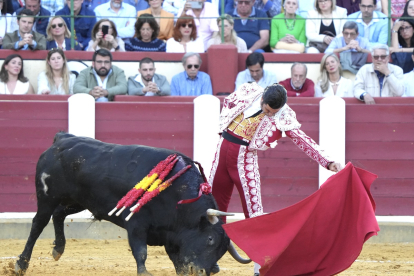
[
  {"xmin": 11, "ymin": 0, "xmax": 50, "ymax": 36},
  {"xmin": 128, "ymin": 57, "xmax": 170, "ymax": 96},
  {"xmin": 271, "ymin": 0, "xmax": 306, "ymax": 53},
  {"xmin": 45, "ymin": 16, "xmax": 82, "ymax": 50},
  {"xmin": 403, "ymin": 49, "xmax": 414, "ymax": 96},
  {"xmin": 279, "ymin": 62, "xmax": 315, "ymax": 97},
  {"xmin": 56, "ymin": 0, "xmax": 96, "ymax": 50},
  {"xmin": 3, "ymin": 9, "xmax": 46, "ymax": 50},
  {"xmin": 325, "ymin": 21, "xmax": 370, "ymax": 53},
  {"xmin": 354, "ymin": 44, "xmax": 404, "ymax": 104},
  {"xmin": 347, "ymin": 0, "xmax": 388, "ymax": 47},
  {"xmin": 137, "ymin": 0, "xmax": 174, "ymax": 40},
  {"xmin": 315, "ymin": 53, "xmax": 353, "ymax": 97},
  {"xmin": 400, "ymin": 0, "xmax": 414, "ymax": 20},
  {"xmin": 84, "ymin": 0, "xmax": 148, "ymax": 17},
  {"xmin": 177, "ymin": 0, "xmax": 219, "ymax": 49},
  {"xmin": 39, "ymin": 0, "xmax": 65, "ymax": 15},
  {"xmin": 306, "ymin": 0, "xmax": 347, "ymax": 53},
  {"xmin": 206, "ymin": 14, "xmax": 248, "ymax": 53},
  {"xmin": 0, "ymin": 0, "xmax": 12, "ymax": 48},
  {"xmin": 88, "ymin": 19, "xmax": 125, "ymax": 51},
  {"xmin": 0, "ymin": 54, "xmax": 34, "ymax": 94},
  {"xmin": 391, "ymin": 18, "xmax": 414, "ymax": 53},
  {"xmin": 382, "ymin": 0, "xmax": 406, "ymax": 21},
  {"xmin": 231, "ymin": 0, "xmax": 270, "ymax": 52},
  {"xmin": 94, "ymin": 0, "xmax": 136, "ymax": 39},
  {"xmin": 162, "ymin": 0, "xmax": 185, "ymax": 16},
  {"xmin": 125, "ymin": 14, "xmax": 166, "ymax": 52},
  {"xmin": 74, "ymin": 48, "xmax": 127, "ymax": 101},
  {"xmin": 337, "ymin": 0, "xmax": 360, "ymax": 15},
  {"xmin": 170, "ymin": 52, "xmax": 212, "ymax": 96},
  {"xmin": 37, "ymin": 48, "xmax": 76, "ymax": 95},
  {"xmin": 225, "ymin": 0, "xmax": 282, "ymax": 18},
  {"xmin": 296, "ymin": 0, "xmax": 315, "ymax": 18},
  {"xmin": 166, "ymin": 15, "xmax": 204, "ymax": 53},
  {"xmin": 235, "ymin": 52, "xmax": 277, "ymax": 90}
]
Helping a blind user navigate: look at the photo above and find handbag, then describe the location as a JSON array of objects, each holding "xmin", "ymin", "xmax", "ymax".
[
  {"xmin": 275, "ymin": 41, "xmax": 305, "ymax": 53},
  {"xmin": 309, "ymin": 31, "xmax": 335, "ymax": 53}
]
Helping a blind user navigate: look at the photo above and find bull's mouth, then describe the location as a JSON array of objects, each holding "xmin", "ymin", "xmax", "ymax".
[{"xmin": 175, "ymin": 262, "xmax": 212, "ymax": 276}]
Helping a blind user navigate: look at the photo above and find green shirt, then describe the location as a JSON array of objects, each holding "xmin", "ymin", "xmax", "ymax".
[{"xmin": 270, "ymin": 13, "xmax": 306, "ymax": 48}]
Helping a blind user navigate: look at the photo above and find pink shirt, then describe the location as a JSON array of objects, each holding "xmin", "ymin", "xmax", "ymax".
[{"xmin": 178, "ymin": 2, "xmax": 219, "ymax": 50}]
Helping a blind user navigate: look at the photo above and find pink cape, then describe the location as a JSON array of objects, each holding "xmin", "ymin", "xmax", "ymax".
[{"xmin": 223, "ymin": 163, "xmax": 379, "ymax": 276}]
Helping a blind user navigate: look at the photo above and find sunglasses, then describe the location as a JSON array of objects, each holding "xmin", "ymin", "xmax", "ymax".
[
  {"xmin": 181, "ymin": 23, "xmax": 193, "ymax": 28},
  {"xmin": 51, "ymin": 23, "xmax": 64, "ymax": 29},
  {"xmin": 373, "ymin": 55, "xmax": 388, "ymax": 60},
  {"xmin": 187, "ymin": 64, "xmax": 199, "ymax": 69}
]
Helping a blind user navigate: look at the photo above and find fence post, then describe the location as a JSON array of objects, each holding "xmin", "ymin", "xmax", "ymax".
[{"xmin": 68, "ymin": 94, "xmax": 95, "ymax": 138}]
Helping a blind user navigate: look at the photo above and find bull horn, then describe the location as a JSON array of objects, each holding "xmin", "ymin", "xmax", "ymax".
[
  {"xmin": 227, "ymin": 241, "xmax": 251, "ymax": 264},
  {"xmin": 206, "ymin": 209, "xmax": 235, "ymax": 217}
]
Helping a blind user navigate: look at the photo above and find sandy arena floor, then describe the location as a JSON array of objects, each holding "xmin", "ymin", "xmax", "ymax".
[{"xmin": 1, "ymin": 239, "xmax": 413, "ymax": 275}]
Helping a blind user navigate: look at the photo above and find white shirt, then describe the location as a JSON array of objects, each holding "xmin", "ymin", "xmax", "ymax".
[
  {"xmin": 94, "ymin": 2, "xmax": 136, "ymax": 38},
  {"xmin": 403, "ymin": 70, "xmax": 414, "ymax": 97},
  {"xmin": 315, "ymin": 77, "xmax": 353, "ymax": 98},
  {"xmin": 93, "ymin": 68, "xmax": 113, "ymax": 89},
  {"xmin": 0, "ymin": 14, "xmax": 13, "ymax": 38},
  {"xmin": 0, "ymin": 80, "xmax": 30, "ymax": 94},
  {"xmin": 37, "ymin": 71, "xmax": 76, "ymax": 95},
  {"xmin": 166, "ymin": 37, "xmax": 205, "ymax": 53}
]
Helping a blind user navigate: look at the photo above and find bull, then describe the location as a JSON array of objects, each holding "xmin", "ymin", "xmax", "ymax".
[{"xmin": 15, "ymin": 132, "xmax": 250, "ymax": 276}]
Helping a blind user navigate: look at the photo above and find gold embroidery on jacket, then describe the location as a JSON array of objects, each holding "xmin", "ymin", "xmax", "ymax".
[{"xmin": 227, "ymin": 112, "xmax": 266, "ymax": 141}]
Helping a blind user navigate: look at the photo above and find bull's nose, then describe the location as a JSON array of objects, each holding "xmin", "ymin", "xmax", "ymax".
[{"xmin": 187, "ymin": 263, "xmax": 207, "ymax": 276}]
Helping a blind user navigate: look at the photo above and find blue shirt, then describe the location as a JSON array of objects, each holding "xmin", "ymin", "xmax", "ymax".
[
  {"xmin": 347, "ymin": 11, "xmax": 388, "ymax": 48},
  {"xmin": 56, "ymin": 5, "xmax": 96, "ymax": 50},
  {"xmin": 14, "ymin": 31, "xmax": 37, "ymax": 50},
  {"xmin": 94, "ymin": 2, "xmax": 137, "ymax": 38},
  {"xmin": 232, "ymin": 7, "xmax": 270, "ymax": 49},
  {"xmin": 325, "ymin": 36, "xmax": 371, "ymax": 54},
  {"xmin": 83, "ymin": 0, "xmax": 148, "ymax": 12},
  {"xmin": 170, "ymin": 71, "xmax": 213, "ymax": 96},
  {"xmin": 235, "ymin": 69, "xmax": 277, "ymax": 91}
]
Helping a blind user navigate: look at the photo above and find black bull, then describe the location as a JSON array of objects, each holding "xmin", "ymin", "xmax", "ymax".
[{"xmin": 15, "ymin": 133, "xmax": 250, "ymax": 276}]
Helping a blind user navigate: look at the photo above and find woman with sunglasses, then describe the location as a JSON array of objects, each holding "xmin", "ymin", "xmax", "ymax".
[
  {"xmin": 0, "ymin": 0, "xmax": 12, "ymax": 48},
  {"xmin": 0, "ymin": 54, "xmax": 34, "ymax": 94},
  {"xmin": 45, "ymin": 16, "xmax": 82, "ymax": 50},
  {"xmin": 125, "ymin": 14, "xmax": 166, "ymax": 52},
  {"xmin": 166, "ymin": 15, "xmax": 204, "ymax": 53},
  {"xmin": 137, "ymin": 0, "xmax": 174, "ymax": 40},
  {"xmin": 391, "ymin": 18, "xmax": 414, "ymax": 53},
  {"xmin": 37, "ymin": 48, "xmax": 76, "ymax": 95},
  {"xmin": 88, "ymin": 19, "xmax": 125, "ymax": 52},
  {"xmin": 314, "ymin": 53, "xmax": 353, "ymax": 97}
]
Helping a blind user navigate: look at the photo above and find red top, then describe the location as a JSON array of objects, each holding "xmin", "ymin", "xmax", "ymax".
[{"xmin": 279, "ymin": 78, "xmax": 315, "ymax": 97}]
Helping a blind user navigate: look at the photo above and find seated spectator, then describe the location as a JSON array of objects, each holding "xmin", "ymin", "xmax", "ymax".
[
  {"xmin": 206, "ymin": 14, "xmax": 248, "ymax": 53},
  {"xmin": 231, "ymin": 0, "xmax": 270, "ymax": 52},
  {"xmin": 40, "ymin": 0, "xmax": 65, "ymax": 15},
  {"xmin": 271, "ymin": 0, "xmax": 306, "ymax": 53},
  {"xmin": 3, "ymin": 9, "xmax": 46, "ymax": 50},
  {"xmin": 166, "ymin": 15, "xmax": 204, "ymax": 53},
  {"xmin": 325, "ymin": 21, "xmax": 370, "ymax": 53},
  {"xmin": 347, "ymin": 0, "xmax": 388, "ymax": 47},
  {"xmin": 11, "ymin": 0, "xmax": 50, "ymax": 36},
  {"xmin": 177, "ymin": 0, "xmax": 219, "ymax": 49},
  {"xmin": 0, "ymin": 0, "xmax": 12, "ymax": 48},
  {"xmin": 94, "ymin": 0, "xmax": 136, "ymax": 39},
  {"xmin": 162, "ymin": 0, "xmax": 185, "ymax": 16},
  {"xmin": 336, "ymin": 0, "xmax": 360, "ymax": 15},
  {"xmin": 0, "ymin": 54, "xmax": 34, "ymax": 94},
  {"xmin": 38, "ymin": 48, "xmax": 76, "ymax": 95},
  {"xmin": 296, "ymin": 0, "xmax": 315, "ymax": 18},
  {"xmin": 56, "ymin": 0, "xmax": 96, "ymax": 50},
  {"xmin": 400, "ymin": 0, "xmax": 414, "ymax": 21},
  {"xmin": 84, "ymin": 0, "xmax": 148, "ymax": 16},
  {"xmin": 225, "ymin": 0, "xmax": 282, "ymax": 18},
  {"xmin": 315, "ymin": 53, "xmax": 353, "ymax": 97},
  {"xmin": 88, "ymin": 19, "xmax": 125, "ymax": 52},
  {"xmin": 391, "ymin": 19, "xmax": 414, "ymax": 53},
  {"xmin": 279, "ymin": 62, "xmax": 315, "ymax": 97},
  {"xmin": 125, "ymin": 14, "xmax": 166, "ymax": 52},
  {"xmin": 403, "ymin": 49, "xmax": 414, "ymax": 96},
  {"xmin": 128, "ymin": 57, "xmax": 170, "ymax": 96},
  {"xmin": 137, "ymin": 0, "xmax": 174, "ymax": 40},
  {"xmin": 382, "ymin": 0, "xmax": 406, "ymax": 21},
  {"xmin": 235, "ymin": 52, "xmax": 277, "ymax": 91},
  {"xmin": 74, "ymin": 49, "xmax": 127, "ymax": 101},
  {"xmin": 170, "ymin": 52, "xmax": 212, "ymax": 96},
  {"xmin": 354, "ymin": 44, "xmax": 404, "ymax": 104},
  {"xmin": 45, "ymin": 16, "xmax": 82, "ymax": 50},
  {"xmin": 306, "ymin": 0, "xmax": 347, "ymax": 53}
]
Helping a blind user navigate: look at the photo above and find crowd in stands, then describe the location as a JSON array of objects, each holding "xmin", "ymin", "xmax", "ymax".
[{"xmin": 0, "ymin": 0, "xmax": 413, "ymax": 99}]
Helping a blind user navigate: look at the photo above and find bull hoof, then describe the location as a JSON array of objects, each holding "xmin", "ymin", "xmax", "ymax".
[
  {"xmin": 15, "ymin": 261, "xmax": 27, "ymax": 276},
  {"xmin": 137, "ymin": 268, "xmax": 152, "ymax": 276},
  {"xmin": 211, "ymin": 263, "xmax": 220, "ymax": 274},
  {"xmin": 52, "ymin": 248, "xmax": 62, "ymax": 261}
]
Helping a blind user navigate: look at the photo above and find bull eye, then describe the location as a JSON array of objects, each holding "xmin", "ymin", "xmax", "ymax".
[{"xmin": 208, "ymin": 236, "xmax": 214, "ymax": 246}]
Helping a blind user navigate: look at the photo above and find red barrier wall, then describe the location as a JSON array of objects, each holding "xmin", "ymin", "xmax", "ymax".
[{"xmin": 1, "ymin": 97, "xmax": 413, "ymax": 215}]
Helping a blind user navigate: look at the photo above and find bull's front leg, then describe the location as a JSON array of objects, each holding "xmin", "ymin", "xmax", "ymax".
[{"xmin": 127, "ymin": 231, "xmax": 151, "ymax": 276}]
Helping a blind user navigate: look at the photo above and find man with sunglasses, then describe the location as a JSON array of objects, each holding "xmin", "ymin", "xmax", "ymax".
[
  {"xmin": 347, "ymin": 0, "xmax": 388, "ymax": 47},
  {"xmin": 353, "ymin": 44, "xmax": 404, "ymax": 104},
  {"xmin": 170, "ymin": 52, "xmax": 213, "ymax": 96},
  {"xmin": 74, "ymin": 48, "xmax": 127, "ymax": 101},
  {"xmin": 3, "ymin": 9, "xmax": 46, "ymax": 50}
]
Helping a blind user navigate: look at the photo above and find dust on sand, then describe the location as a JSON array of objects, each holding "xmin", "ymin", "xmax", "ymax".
[{"xmin": 1, "ymin": 239, "xmax": 413, "ymax": 275}]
